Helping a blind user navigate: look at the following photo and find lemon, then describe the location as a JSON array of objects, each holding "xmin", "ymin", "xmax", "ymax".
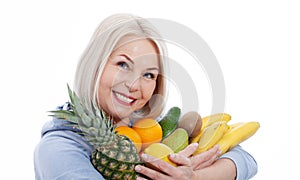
[{"xmin": 143, "ymin": 143, "xmax": 177, "ymax": 167}]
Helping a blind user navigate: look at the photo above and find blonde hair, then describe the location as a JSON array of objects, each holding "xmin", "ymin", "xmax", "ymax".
[{"xmin": 73, "ymin": 13, "xmax": 167, "ymax": 120}]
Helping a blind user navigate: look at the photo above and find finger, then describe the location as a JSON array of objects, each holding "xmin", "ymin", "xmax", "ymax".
[
  {"xmin": 177, "ymin": 143, "xmax": 198, "ymax": 157},
  {"xmin": 168, "ymin": 153, "xmax": 191, "ymax": 166},
  {"xmin": 136, "ymin": 174, "xmax": 148, "ymax": 180},
  {"xmin": 191, "ymin": 144, "xmax": 221, "ymax": 170},
  {"xmin": 193, "ymin": 153, "xmax": 219, "ymax": 170},
  {"xmin": 139, "ymin": 153, "xmax": 177, "ymax": 177},
  {"xmin": 192, "ymin": 144, "xmax": 220, "ymax": 163},
  {"xmin": 192, "ymin": 144, "xmax": 221, "ymax": 169},
  {"xmin": 135, "ymin": 165, "xmax": 167, "ymax": 180}
]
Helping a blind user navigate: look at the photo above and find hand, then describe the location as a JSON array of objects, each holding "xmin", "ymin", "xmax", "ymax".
[
  {"xmin": 135, "ymin": 143, "xmax": 221, "ymax": 179},
  {"xmin": 168, "ymin": 143, "xmax": 221, "ymax": 170},
  {"xmin": 135, "ymin": 152, "xmax": 195, "ymax": 180},
  {"xmin": 188, "ymin": 144, "xmax": 222, "ymax": 170}
]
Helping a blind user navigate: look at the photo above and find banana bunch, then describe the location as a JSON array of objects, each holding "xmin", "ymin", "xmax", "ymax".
[
  {"xmin": 190, "ymin": 113, "xmax": 260, "ymax": 155},
  {"xmin": 159, "ymin": 108, "xmax": 260, "ymax": 156}
]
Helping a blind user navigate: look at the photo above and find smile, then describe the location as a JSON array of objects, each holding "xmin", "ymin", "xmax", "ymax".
[{"xmin": 113, "ymin": 91, "xmax": 136, "ymax": 104}]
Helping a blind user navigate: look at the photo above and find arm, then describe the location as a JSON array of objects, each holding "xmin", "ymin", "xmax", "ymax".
[
  {"xmin": 195, "ymin": 145, "xmax": 257, "ymax": 180},
  {"xmin": 34, "ymin": 130, "xmax": 104, "ymax": 180},
  {"xmin": 195, "ymin": 158, "xmax": 236, "ymax": 180},
  {"xmin": 219, "ymin": 145, "xmax": 258, "ymax": 180},
  {"xmin": 135, "ymin": 144, "xmax": 257, "ymax": 180},
  {"xmin": 135, "ymin": 143, "xmax": 221, "ymax": 180}
]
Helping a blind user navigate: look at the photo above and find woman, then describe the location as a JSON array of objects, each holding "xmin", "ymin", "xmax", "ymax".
[{"xmin": 34, "ymin": 13, "xmax": 257, "ymax": 179}]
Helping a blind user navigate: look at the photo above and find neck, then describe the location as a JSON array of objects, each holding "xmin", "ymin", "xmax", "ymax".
[{"xmin": 115, "ymin": 117, "xmax": 131, "ymax": 127}]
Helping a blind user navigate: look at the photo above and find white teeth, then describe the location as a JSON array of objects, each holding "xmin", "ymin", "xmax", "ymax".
[{"xmin": 115, "ymin": 93, "xmax": 134, "ymax": 103}]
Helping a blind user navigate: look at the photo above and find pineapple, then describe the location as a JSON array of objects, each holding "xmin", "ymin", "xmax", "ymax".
[{"xmin": 49, "ymin": 85, "xmax": 143, "ymax": 179}]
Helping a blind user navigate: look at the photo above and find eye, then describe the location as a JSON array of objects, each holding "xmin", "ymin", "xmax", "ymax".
[
  {"xmin": 117, "ymin": 61, "xmax": 129, "ymax": 70},
  {"xmin": 143, "ymin": 72, "xmax": 156, "ymax": 80}
]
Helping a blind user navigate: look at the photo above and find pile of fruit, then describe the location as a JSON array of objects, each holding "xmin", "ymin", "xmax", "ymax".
[
  {"xmin": 117, "ymin": 106, "xmax": 260, "ymax": 166},
  {"xmin": 51, "ymin": 86, "xmax": 260, "ymax": 179}
]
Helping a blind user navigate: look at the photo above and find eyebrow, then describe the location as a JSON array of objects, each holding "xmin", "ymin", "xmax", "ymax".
[
  {"xmin": 121, "ymin": 53, "xmax": 159, "ymax": 71},
  {"xmin": 146, "ymin": 67, "xmax": 159, "ymax": 71},
  {"xmin": 121, "ymin": 54, "xmax": 134, "ymax": 64}
]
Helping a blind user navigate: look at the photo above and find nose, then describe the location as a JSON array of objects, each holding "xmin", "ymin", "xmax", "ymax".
[{"xmin": 124, "ymin": 74, "xmax": 140, "ymax": 92}]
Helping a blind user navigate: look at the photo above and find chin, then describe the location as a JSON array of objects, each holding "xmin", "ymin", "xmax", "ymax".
[{"xmin": 111, "ymin": 109, "xmax": 133, "ymax": 120}]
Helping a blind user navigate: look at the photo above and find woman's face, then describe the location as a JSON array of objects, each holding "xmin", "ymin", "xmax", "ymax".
[{"xmin": 97, "ymin": 36, "xmax": 159, "ymax": 122}]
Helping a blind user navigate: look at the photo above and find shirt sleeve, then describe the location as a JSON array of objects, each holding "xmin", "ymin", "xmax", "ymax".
[
  {"xmin": 34, "ymin": 130, "xmax": 105, "ymax": 180},
  {"xmin": 220, "ymin": 145, "xmax": 258, "ymax": 180}
]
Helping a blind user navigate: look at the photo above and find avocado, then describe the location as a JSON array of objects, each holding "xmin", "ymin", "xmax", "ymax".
[{"xmin": 159, "ymin": 106, "xmax": 181, "ymax": 139}]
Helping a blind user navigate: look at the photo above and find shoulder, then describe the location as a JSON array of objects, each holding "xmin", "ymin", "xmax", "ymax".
[
  {"xmin": 34, "ymin": 130, "xmax": 103, "ymax": 179},
  {"xmin": 36, "ymin": 129, "xmax": 93, "ymax": 156}
]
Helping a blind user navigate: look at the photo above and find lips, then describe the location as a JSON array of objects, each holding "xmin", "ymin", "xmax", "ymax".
[{"xmin": 113, "ymin": 91, "xmax": 136, "ymax": 105}]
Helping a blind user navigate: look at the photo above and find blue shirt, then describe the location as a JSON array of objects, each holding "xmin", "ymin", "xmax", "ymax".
[{"xmin": 34, "ymin": 110, "xmax": 257, "ymax": 179}]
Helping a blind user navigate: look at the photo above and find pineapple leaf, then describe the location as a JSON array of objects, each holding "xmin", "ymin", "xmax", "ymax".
[
  {"xmin": 67, "ymin": 85, "xmax": 94, "ymax": 128},
  {"xmin": 48, "ymin": 110, "xmax": 80, "ymax": 124},
  {"xmin": 49, "ymin": 84, "xmax": 120, "ymax": 148},
  {"xmin": 91, "ymin": 100, "xmax": 102, "ymax": 129}
]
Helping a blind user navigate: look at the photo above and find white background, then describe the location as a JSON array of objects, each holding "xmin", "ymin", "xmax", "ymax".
[{"xmin": 1, "ymin": 0, "xmax": 299, "ymax": 179}]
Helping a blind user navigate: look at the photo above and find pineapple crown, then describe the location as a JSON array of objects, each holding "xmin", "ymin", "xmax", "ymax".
[{"xmin": 49, "ymin": 84, "xmax": 117, "ymax": 147}]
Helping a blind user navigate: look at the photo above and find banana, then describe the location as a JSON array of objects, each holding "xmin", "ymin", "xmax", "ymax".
[
  {"xmin": 190, "ymin": 113, "xmax": 231, "ymax": 144},
  {"xmin": 202, "ymin": 113, "xmax": 231, "ymax": 130},
  {"xmin": 193, "ymin": 121, "xmax": 228, "ymax": 155},
  {"xmin": 217, "ymin": 121, "xmax": 260, "ymax": 155},
  {"xmin": 190, "ymin": 128, "xmax": 205, "ymax": 144},
  {"xmin": 227, "ymin": 122, "xmax": 244, "ymax": 130}
]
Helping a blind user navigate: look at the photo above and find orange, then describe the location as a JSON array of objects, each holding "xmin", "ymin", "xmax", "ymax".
[
  {"xmin": 132, "ymin": 118, "xmax": 163, "ymax": 150},
  {"xmin": 115, "ymin": 126, "xmax": 142, "ymax": 152}
]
